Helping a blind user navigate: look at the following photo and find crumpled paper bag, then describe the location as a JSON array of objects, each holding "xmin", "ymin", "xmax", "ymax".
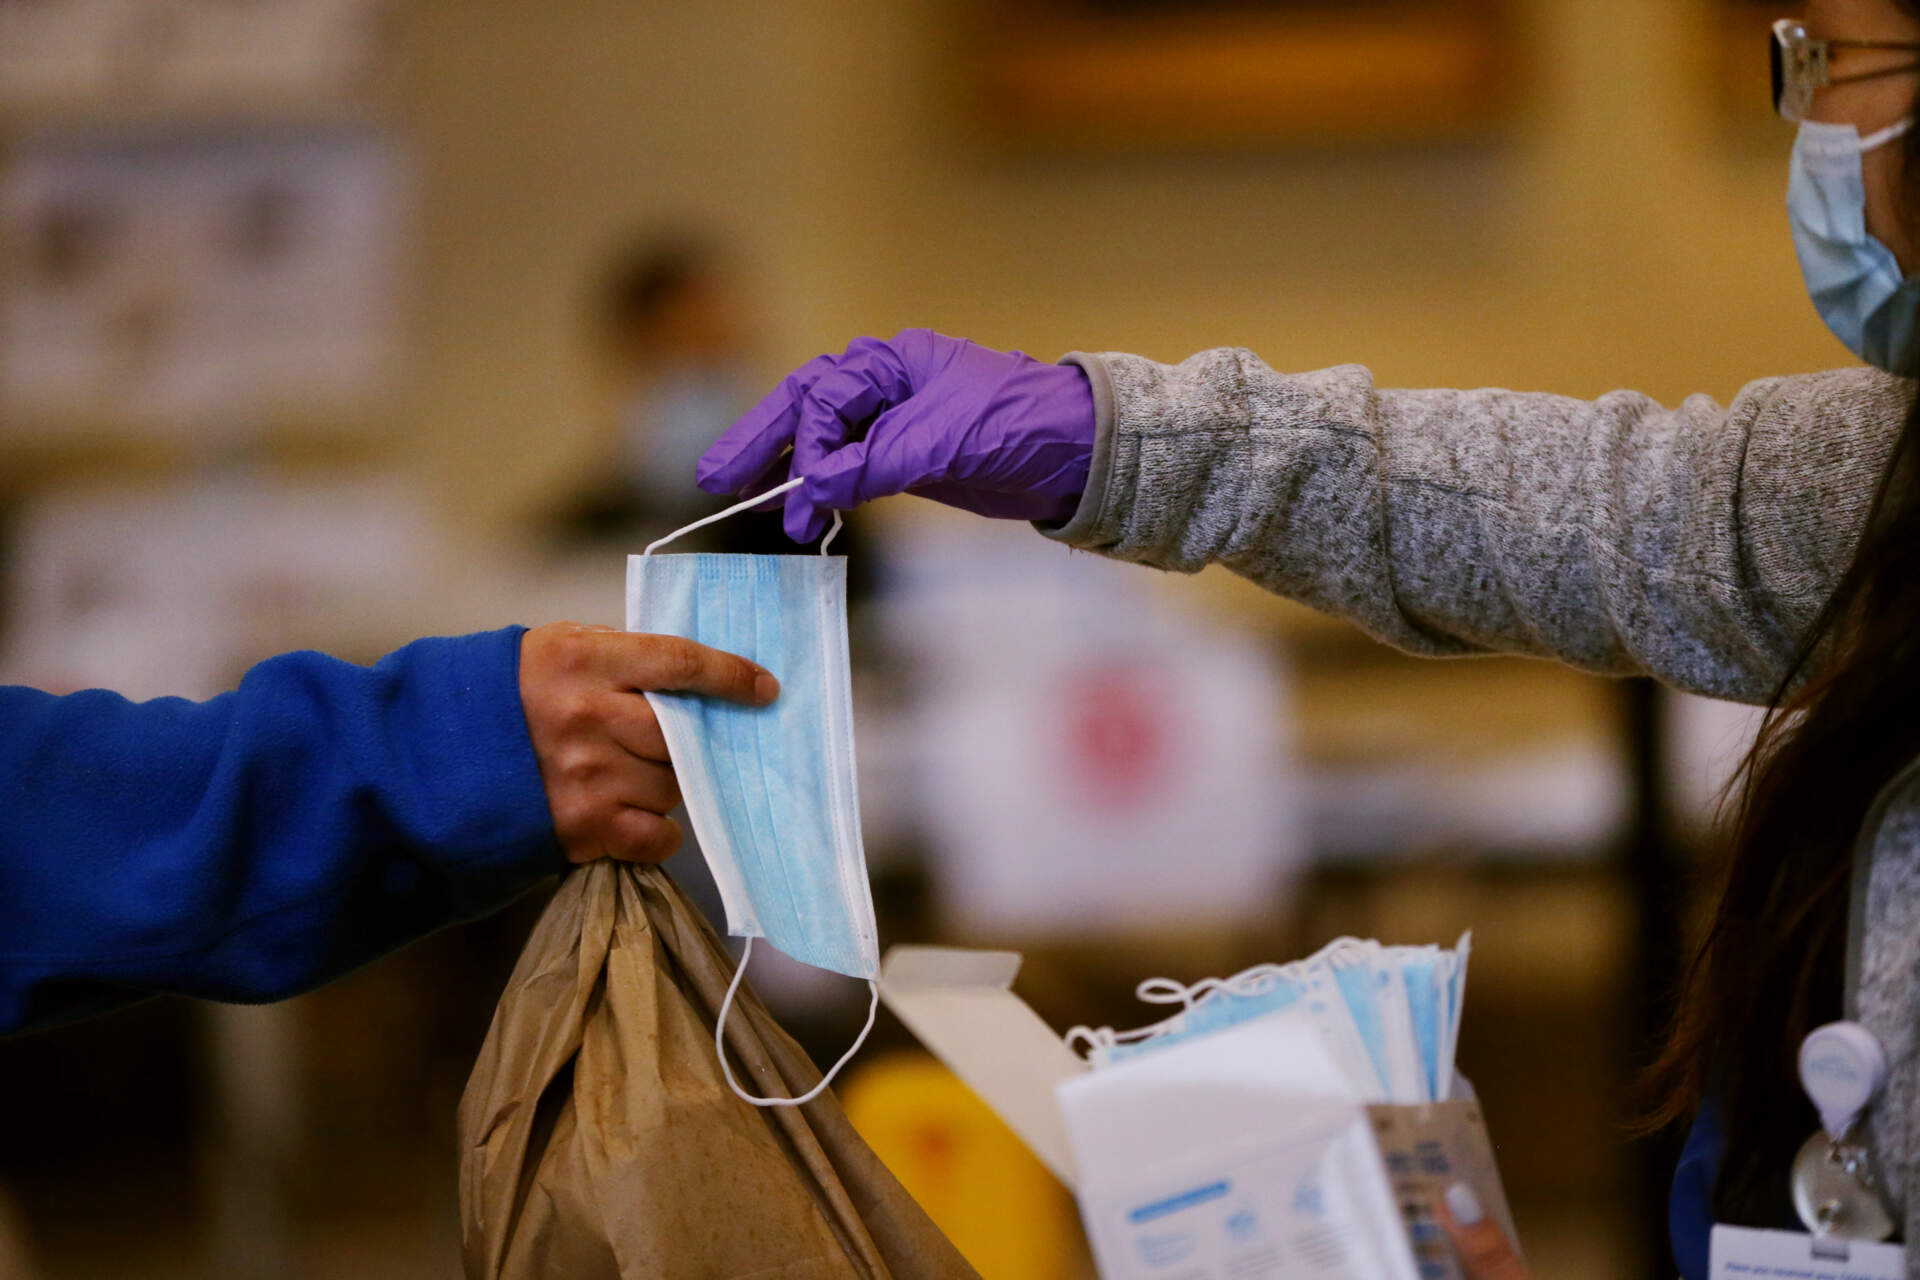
[
  {"xmin": 0, "ymin": 1186, "xmax": 36, "ymax": 1280},
  {"xmin": 459, "ymin": 861, "xmax": 979, "ymax": 1280}
]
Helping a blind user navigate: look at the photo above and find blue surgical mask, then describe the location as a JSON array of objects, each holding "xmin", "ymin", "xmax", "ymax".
[
  {"xmin": 1789, "ymin": 116, "xmax": 1920, "ymax": 374},
  {"xmin": 629, "ymin": 479, "xmax": 878, "ymax": 1107},
  {"xmin": 1076, "ymin": 958, "xmax": 1387, "ymax": 1098},
  {"xmin": 1398, "ymin": 949, "xmax": 1446, "ymax": 1102},
  {"xmin": 1097, "ymin": 966, "xmax": 1309, "ymax": 1065},
  {"xmin": 1069, "ymin": 934, "xmax": 1473, "ymax": 1105}
]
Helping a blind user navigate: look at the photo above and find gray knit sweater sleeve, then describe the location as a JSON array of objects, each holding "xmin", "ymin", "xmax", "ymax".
[{"xmin": 1044, "ymin": 349, "xmax": 1913, "ymax": 705}]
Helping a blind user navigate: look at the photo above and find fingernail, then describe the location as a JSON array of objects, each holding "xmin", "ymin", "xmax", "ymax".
[
  {"xmin": 754, "ymin": 671, "xmax": 780, "ymax": 702},
  {"xmin": 1444, "ymin": 1182, "xmax": 1484, "ymax": 1227}
]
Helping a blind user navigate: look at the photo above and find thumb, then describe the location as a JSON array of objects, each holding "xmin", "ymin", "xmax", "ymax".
[
  {"xmin": 809, "ymin": 395, "xmax": 948, "ymax": 503},
  {"xmin": 1437, "ymin": 1183, "xmax": 1528, "ymax": 1280},
  {"xmin": 785, "ymin": 438, "xmax": 867, "ymax": 543},
  {"xmin": 786, "ymin": 397, "xmax": 951, "ymax": 541}
]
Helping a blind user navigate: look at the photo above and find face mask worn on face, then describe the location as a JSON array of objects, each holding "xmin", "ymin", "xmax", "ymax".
[
  {"xmin": 1789, "ymin": 116, "xmax": 1920, "ymax": 374},
  {"xmin": 628, "ymin": 477, "xmax": 879, "ymax": 1108},
  {"xmin": 623, "ymin": 366, "xmax": 753, "ymax": 518}
]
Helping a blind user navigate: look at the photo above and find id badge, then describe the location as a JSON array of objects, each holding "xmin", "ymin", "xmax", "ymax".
[{"xmin": 1710, "ymin": 1224, "xmax": 1905, "ymax": 1279}]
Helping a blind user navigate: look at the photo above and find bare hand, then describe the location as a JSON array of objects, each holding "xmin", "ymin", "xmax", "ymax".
[
  {"xmin": 1437, "ymin": 1183, "xmax": 1528, "ymax": 1280},
  {"xmin": 519, "ymin": 622, "xmax": 777, "ymax": 863}
]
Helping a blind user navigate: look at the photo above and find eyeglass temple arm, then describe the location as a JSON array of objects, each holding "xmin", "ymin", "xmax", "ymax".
[
  {"xmin": 1829, "ymin": 61, "xmax": 1920, "ymax": 88},
  {"xmin": 1824, "ymin": 38, "xmax": 1920, "ymax": 52}
]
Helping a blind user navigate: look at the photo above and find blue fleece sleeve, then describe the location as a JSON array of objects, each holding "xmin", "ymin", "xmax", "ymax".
[{"xmin": 0, "ymin": 626, "xmax": 563, "ymax": 1035}]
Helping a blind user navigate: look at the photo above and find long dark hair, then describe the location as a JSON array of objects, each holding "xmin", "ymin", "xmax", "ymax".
[{"xmin": 1642, "ymin": 37, "xmax": 1920, "ymax": 1221}]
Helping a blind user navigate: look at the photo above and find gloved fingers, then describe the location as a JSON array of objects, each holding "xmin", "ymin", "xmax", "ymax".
[
  {"xmin": 785, "ymin": 438, "xmax": 870, "ymax": 541},
  {"xmin": 739, "ymin": 452, "xmax": 800, "ymax": 510},
  {"xmin": 785, "ymin": 402, "xmax": 944, "ymax": 540},
  {"xmin": 696, "ymin": 353, "xmax": 837, "ymax": 495},
  {"xmin": 789, "ymin": 339, "xmax": 915, "ymax": 475},
  {"xmin": 706, "ymin": 446, "xmax": 797, "ymax": 511}
]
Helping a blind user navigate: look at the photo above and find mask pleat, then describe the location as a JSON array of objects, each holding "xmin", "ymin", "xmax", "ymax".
[
  {"xmin": 746, "ymin": 556, "xmax": 816, "ymax": 966},
  {"xmin": 773, "ymin": 556, "xmax": 855, "ymax": 976},
  {"xmin": 711, "ymin": 557, "xmax": 783, "ymax": 947}
]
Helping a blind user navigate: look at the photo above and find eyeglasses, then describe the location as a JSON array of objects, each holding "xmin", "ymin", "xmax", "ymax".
[{"xmin": 1772, "ymin": 18, "xmax": 1920, "ymax": 123}]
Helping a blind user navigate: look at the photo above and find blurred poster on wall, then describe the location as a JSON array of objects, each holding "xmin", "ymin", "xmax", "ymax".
[
  {"xmin": 966, "ymin": 0, "xmax": 1518, "ymax": 149},
  {"xmin": 878, "ymin": 516, "xmax": 1303, "ymax": 938},
  {"xmin": 1664, "ymin": 690, "xmax": 1766, "ymax": 839},
  {"xmin": 0, "ymin": 0, "xmax": 386, "ymax": 108},
  {"xmin": 154, "ymin": 0, "xmax": 387, "ymax": 102},
  {"xmin": 0, "ymin": 0, "xmax": 133, "ymax": 105},
  {"xmin": 1712, "ymin": 0, "xmax": 1781, "ymax": 125},
  {"xmin": 0, "ymin": 128, "xmax": 407, "ymax": 438},
  {"xmin": 0, "ymin": 476, "xmax": 436, "ymax": 702}
]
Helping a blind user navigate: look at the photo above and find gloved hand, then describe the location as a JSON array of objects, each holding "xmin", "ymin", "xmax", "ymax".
[{"xmin": 696, "ymin": 329, "xmax": 1097, "ymax": 542}]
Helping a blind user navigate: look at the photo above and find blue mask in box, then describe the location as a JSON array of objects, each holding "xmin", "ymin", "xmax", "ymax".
[
  {"xmin": 630, "ymin": 482, "xmax": 876, "ymax": 1108},
  {"xmin": 1396, "ymin": 950, "xmax": 1445, "ymax": 1102},
  {"xmin": 1100, "ymin": 968, "xmax": 1307, "ymax": 1066},
  {"xmin": 1074, "ymin": 934, "xmax": 1473, "ymax": 1106}
]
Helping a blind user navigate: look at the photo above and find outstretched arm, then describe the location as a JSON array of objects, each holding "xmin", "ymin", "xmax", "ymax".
[
  {"xmin": 702, "ymin": 332, "xmax": 1910, "ymax": 702},
  {"xmin": 1049, "ymin": 351, "xmax": 1912, "ymax": 702},
  {"xmin": 0, "ymin": 624, "xmax": 776, "ymax": 1034}
]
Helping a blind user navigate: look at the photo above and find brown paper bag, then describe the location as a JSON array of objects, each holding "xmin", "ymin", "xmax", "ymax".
[
  {"xmin": 0, "ymin": 1186, "xmax": 37, "ymax": 1280},
  {"xmin": 459, "ymin": 861, "xmax": 981, "ymax": 1280}
]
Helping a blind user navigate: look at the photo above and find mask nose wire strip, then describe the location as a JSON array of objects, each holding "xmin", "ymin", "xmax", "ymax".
[
  {"xmin": 715, "ymin": 937, "xmax": 881, "ymax": 1108},
  {"xmin": 643, "ymin": 475, "xmax": 806, "ymax": 556}
]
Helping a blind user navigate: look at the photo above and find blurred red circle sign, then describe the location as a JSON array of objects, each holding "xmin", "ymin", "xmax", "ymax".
[{"xmin": 1059, "ymin": 661, "xmax": 1175, "ymax": 811}]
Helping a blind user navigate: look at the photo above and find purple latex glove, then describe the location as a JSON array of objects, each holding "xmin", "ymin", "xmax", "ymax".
[{"xmin": 696, "ymin": 329, "xmax": 1097, "ymax": 543}]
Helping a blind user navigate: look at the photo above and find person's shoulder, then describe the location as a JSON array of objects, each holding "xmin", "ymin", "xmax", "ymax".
[
  {"xmin": 1738, "ymin": 365, "xmax": 1914, "ymax": 415},
  {"xmin": 1724, "ymin": 367, "xmax": 1911, "ymax": 559}
]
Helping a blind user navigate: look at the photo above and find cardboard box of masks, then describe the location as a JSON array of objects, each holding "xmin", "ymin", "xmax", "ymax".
[{"xmin": 876, "ymin": 945, "xmax": 1518, "ymax": 1280}]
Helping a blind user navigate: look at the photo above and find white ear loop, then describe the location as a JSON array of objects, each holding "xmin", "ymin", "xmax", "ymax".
[
  {"xmin": 714, "ymin": 937, "xmax": 880, "ymax": 1108},
  {"xmin": 643, "ymin": 476, "xmax": 844, "ymax": 557},
  {"xmin": 1063, "ymin": 961, "xmax": 1311, "ymax": 1065},
  {"xmin": 1861, "ymin": 117, "xmax": 1915, "ymax": 154},
  {"xmin": 1064, "ymin": 1024, "xmax": 1119, "ymax": 1060}
]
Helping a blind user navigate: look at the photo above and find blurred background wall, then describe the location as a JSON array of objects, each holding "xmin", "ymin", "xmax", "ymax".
[
  {"xmin": 396, "ymin": 0, "xmax": 1826, "ymax": 549},
  {"xmin": 0, "ymin": 1, "xmax": 1833, "ymax": 1278}
]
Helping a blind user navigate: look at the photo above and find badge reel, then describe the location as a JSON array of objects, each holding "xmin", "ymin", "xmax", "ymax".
[{"xmin": 1794, "ymin": 1021, "xmax": 1895, "ymax": 1241}]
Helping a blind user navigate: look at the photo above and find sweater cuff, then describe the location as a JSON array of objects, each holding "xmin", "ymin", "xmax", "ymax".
[
  {"xmin": 393, "ymin": 626, "xmax": 564, "ymax": 908},
  {"xmin": 1036, "ymin": 352, "xmax": 1119, "ymax": 546}
]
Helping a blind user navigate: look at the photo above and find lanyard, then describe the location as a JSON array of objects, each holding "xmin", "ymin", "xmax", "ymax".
[
  {"xmin": 1844, "ymin": 754, "xmax": 1920, "ymax": 1019},
  {"xmin": 1794, "ymin": 753, "xmax": 1920, "ymax": 1242}
]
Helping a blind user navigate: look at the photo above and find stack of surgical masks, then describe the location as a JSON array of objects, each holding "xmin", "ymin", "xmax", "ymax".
[{"xmin": 1065, "ymin": 934, "xmax": 1471, "ymax": 1104}]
